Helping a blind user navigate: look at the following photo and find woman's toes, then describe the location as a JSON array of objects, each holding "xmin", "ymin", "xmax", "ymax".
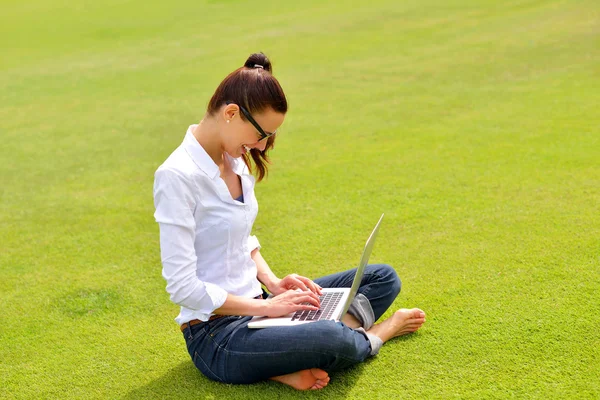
[{"xmin": 310, "ymin": 368, "xmax": 329, "ymax": 380}]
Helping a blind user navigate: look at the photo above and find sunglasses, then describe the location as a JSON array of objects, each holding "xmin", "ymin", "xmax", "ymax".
[{"xmin": 226, "ymin": 101, "xmax": 277, "ymax": 141}]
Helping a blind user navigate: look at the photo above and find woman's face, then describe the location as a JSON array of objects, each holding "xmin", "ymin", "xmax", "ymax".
[{"xmin": 223, "ymin": 105, "xmax": 285, "ymax": 158}]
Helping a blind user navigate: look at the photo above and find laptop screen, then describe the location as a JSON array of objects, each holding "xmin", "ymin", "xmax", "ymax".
[{"xmin": 340, "ymin": 214, "xmax": 384, "ymax": 317}]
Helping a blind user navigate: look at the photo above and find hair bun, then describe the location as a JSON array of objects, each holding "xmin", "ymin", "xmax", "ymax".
[{"xmin": 244, "ymin": 52, "xmax": 272, "ymax": 73}]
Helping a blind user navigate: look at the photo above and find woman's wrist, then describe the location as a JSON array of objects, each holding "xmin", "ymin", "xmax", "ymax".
[
  {"xmin": 252, "ymin": 248, "xmax": 281, "ymax": 293},
  {"xmin": 215, "ymin": 295, "xmax": 271, "ymax": 317},
  {"xmin": 256, "ymin": 298, "xmax": 270, "ymax": 315},
  {"xmin": 265, "ymin": 276, "xmax": 282, "ymax": 294}
]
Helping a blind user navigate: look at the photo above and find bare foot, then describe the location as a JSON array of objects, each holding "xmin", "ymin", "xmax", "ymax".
[
  {"xmin": 270, "ymin": 368, "xmax": 330, "ymax": 390},
  {"xmin": 367, "ymin": 308, "xmax": 426, "ymax": 343}
]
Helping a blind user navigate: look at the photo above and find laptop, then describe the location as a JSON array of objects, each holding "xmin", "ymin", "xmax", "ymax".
[{"xmin": 248, "ymin": 214, "xmax": 384, "ymax": 329}]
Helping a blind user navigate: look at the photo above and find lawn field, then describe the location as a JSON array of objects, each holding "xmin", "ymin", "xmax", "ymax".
[{"xmin": 1, "ymin": 0, "xmax": 599, "ymax": 398}]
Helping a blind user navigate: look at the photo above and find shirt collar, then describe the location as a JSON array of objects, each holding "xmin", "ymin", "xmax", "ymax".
[
  {"xmin": 226, "ymin": 152, "xmax": 250, "ymax": 176},
  {"xmin": 183, "ymin": 125, "xmax": 251, "ymax": 179},
  {"xmin": 183, "ymin": 125, "xmax": 220, "ymax": 179}
]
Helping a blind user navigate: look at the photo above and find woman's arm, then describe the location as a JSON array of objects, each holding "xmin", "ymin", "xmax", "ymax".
[
  {"xmin": 252, "ymin": 248, "xmax": 282, "ymax": 294},
  {"xmin": 205, "ymin": 247, "xmax": 321, "ymax": 317},
  {"xmin": 214, "ymin": 291, "xmax": 320, "ymax": 318},
  {"xmin": 252, "ymin": 248, "xmax": 323, "ymax": 297},
  {"xmin": 154, "ymin": 168, "xmax": 229, "ymax": 313}
]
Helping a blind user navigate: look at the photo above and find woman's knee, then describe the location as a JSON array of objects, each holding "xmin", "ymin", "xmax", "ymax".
[
  {"xmin": 368, "ymin": 264, "xmax": 401, "ymax": 296},
  {"xmin": 313, "ymin": 321, "xmax": 371, "ymax": 365}
]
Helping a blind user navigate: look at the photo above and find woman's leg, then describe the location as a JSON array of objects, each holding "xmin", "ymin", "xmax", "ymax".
[{"xmin": 184, "ymin": 316, "xmax": 373, "ymax": 385}]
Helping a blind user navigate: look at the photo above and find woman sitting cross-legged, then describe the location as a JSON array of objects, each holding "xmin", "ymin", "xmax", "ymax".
[{"xmin": 153, "ymin": 52, "xmax": 426, "ymax": 390}]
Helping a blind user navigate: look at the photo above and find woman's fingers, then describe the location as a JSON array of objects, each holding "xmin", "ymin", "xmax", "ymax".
[
  {"xmin": 296, "ymin": 292, "xmax": 320, "ymax": 308},
  {"xmin": 282, "ymin": 274, "xmax": 322, "ymax": 295},
  {"xmin": 285, "ymin": 291, "xmax": 319, "ymax": 307},
  {"xmin": 294, "ymin": 275, "xmax": 323, "ymax": 295},
  {"xmin": 290, "ymin": 276, "xmax": 309, "ymax": 291},
  {"xmin": 266, "ymin": 291, "xmax": 320, "ymax": 316},
  {"xmin": 302, "ymin": 278, "xmax": 322, "ymax": 295},
  {"xmin": 278, "ymin": 290, "xmax": 320, "ymax": 308}
]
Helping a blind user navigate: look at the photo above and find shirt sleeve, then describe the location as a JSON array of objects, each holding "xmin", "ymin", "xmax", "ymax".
[
  {"xmin": 247, "ymin": 235, "xmax": 261, "ymax": 252},
  {"xmin": 153, "ymin": 168, "xmax": 228, "ymax": 313}
]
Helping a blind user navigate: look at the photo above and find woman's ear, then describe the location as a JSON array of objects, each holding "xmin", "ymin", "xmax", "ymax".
[{"xmin": 223, "ymin": 103, "xmax": 239, "ymax": 123}]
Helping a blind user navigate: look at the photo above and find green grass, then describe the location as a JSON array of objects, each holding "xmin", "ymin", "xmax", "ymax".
[{"xmin": 1, "ymin": 0, "xmax": 599, "ymax": 398}]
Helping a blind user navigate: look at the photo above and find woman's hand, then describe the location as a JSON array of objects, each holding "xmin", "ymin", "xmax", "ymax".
[
  {"xmin": 262, "ymin": 289, "xmax": 321, "ymax": 318},
  {"xmin": 269, "ymin": 274, "xmax": 323, "ymax": 296}
]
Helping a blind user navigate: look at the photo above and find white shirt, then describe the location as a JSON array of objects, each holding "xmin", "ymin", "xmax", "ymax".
[{"xmin": 153, "ymin": 125, "xmax": 263, "ymax": 325}]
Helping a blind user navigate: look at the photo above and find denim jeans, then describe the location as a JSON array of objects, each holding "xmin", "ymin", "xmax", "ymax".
[{"xmin": 181, "ymin": 264, "xmax": 401, "ymax": 384}]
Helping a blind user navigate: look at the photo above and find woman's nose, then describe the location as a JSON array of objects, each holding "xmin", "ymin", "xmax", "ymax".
[{"xmin": 254, "ymin": 140, "xmax": 268, "ymax": 152}]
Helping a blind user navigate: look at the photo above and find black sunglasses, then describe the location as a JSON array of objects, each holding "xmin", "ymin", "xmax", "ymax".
[{"xmin": 226, "ymin": 101, "xmax": 276, "ymax": 141}]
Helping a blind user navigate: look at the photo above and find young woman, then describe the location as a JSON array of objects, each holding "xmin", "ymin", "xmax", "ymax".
[{"xmin": 153, "ymin": 52, "xmax": 426, "ymax": 390}]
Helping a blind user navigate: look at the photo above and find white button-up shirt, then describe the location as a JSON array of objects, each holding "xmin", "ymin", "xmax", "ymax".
[{"xmin": 153, "ymin": 125, "xmax": 263, "ymax": 325}]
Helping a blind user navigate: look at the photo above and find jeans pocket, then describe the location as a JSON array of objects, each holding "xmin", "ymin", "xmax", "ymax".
[
  {"xmin": 182, "ymin": 323, "xmax": 207, "ymax": 346},
  {"xmin": 205, "ymin": 316, "xmax": 240, "ymax": 343}
]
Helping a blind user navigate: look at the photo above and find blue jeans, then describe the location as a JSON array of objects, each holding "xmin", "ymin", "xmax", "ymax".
[{"xmin": 182, "ymin": 264, "xmax": 401, "ymax": 384}]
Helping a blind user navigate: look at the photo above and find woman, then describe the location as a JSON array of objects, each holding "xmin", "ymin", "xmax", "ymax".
[{"xmin": 153, "ymin": 53, "xmax": 426, "ymax": 390}]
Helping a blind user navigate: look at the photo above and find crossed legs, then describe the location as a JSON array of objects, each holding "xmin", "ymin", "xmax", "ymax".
[
  {"xmin": 270, "ymin": 265, "xmax": 426, "ymax": 390},
  {"xmin": 270, "ymin": 308, "xmax": 426, "ymax": 390}
]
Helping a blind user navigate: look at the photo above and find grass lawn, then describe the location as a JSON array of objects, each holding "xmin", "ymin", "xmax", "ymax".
[{"xmin": 1, "ymin": 0, "xmax": 599, "ymax": 398}]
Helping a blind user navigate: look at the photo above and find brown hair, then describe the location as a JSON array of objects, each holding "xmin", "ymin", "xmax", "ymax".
[{"xmin": 207, "ymin": 52, "xmax": 288, "ymax": 181}]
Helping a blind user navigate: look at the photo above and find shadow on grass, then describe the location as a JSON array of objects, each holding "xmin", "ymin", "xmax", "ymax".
[{"xmin": 124, "ymin": 360, "xmax": 370, "ymax": 400}]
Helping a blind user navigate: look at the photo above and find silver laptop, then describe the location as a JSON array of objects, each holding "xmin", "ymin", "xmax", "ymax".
[{"xmin": 248, "ymin": 214, "xmax": 384, "ymax": 329}]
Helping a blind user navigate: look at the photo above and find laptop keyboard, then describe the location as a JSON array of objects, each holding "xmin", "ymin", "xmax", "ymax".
[{"xmin": 291, "ymin": 291, "xmax": 344, "ymax": 322}]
